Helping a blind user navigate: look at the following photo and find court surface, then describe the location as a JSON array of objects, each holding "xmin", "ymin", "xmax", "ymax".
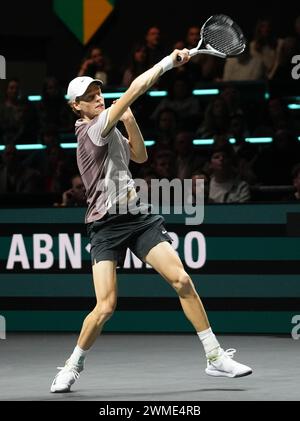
[{"xmin": 0, "ymin": 333, "xmax": 299, "ymax": 401}]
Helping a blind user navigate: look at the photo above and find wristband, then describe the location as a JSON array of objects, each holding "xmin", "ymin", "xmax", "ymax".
[{"xmin": 156, "ymin": 55, "xmax": 173, "ymax": 74}]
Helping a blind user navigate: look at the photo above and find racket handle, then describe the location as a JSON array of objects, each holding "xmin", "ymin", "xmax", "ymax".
[{"xmin": 176, "ymin": 55, "xmax": 183, "ymax": 62}]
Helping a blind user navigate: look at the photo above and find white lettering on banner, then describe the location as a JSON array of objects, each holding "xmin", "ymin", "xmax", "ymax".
[
  {"xmin": 123, "ymin": 249, "xmax": 144, "ymax": 269},
  {"xmin": 122, "ymin": 232, "xmax": 206, "ymax": 269},
  {"xmin": 184, "ymin": 231, "xmax": 206, "ymax": 269},
  {"xmin": 5, "ymin": 231, "xmax": 207, "ymax": 270},
  {"xmin": 33, "ymin": 234, "xmax": 54, "ymax": 269},
  {"xmin": 6, "ymin": 234, "xmax": 30, "ymax": 269},
  {"xmin": 59, "ymin": 234, "xmax": 81, "ymax": 269}
]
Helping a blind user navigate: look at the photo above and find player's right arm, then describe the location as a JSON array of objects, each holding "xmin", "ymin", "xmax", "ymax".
[{"xmin": 101, "ymin": 49, "xmax": 190, "ymax": 137}]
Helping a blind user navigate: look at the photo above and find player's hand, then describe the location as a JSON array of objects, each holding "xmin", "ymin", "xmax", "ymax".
[{"xmin": 171, "ymin": 49, "xmax": 190, "ymax": 67}]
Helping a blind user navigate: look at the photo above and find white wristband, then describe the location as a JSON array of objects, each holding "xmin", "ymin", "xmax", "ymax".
[{"xmin": 156, "ymin": 55, "xmax": 174, "ymax": 74}]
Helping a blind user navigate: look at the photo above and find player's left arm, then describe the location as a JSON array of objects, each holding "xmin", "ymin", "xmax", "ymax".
[{"xmin": 120, "ymin": 107, "xmax": 147, "ymax": 163}]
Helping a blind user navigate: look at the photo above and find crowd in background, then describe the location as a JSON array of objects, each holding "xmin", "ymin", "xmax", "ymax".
[{"xmin": 0, "ymin": 17, "xmax": 300, "ymax": 205}]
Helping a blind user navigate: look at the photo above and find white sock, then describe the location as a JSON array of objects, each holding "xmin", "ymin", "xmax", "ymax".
[
  {"xmin": 197, "ymin": 328, "xmax": 221, "ymax": 360},
  {"xmin": 69, "ymin": 345, "xmax": 88, "ymax": 366}
]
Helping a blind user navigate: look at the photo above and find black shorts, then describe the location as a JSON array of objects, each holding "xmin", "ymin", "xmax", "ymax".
[{"xmin": 86, "ymin": 210, "xmax": 173, "ymax": 267}]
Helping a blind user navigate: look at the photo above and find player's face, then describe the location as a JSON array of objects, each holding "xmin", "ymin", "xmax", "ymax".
[{"xmin": 76, "ymin": 84, "xmax": 105, "ymax": 119}]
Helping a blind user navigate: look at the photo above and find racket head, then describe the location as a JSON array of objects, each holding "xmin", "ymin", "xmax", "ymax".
[{"xmin": 200, "ymin": 14, "xmax": 246, "ymax": 57}]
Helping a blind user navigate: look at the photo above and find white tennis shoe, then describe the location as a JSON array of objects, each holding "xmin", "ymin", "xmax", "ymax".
[
  {"xmin": 50, "ymin": 359, "xmax": 83, "ymax": 393},
  {"xmin": 205, "ymin": 348, "xmax": 252, "ymax": 378}
]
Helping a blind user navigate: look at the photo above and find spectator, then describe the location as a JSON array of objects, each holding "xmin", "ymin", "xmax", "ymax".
[
  {"xmin": 37, "ymin": 76, "xmax": 74, "ymax": 133},
  {"xmin": 78, "ymin": 46, "xmax": 112, "ymax": 86},
  {"xmin": 54, "ymin": 174, "xmax": 86, "ymax": 207},
  {"xmin": 207, "ymin": 145, "xmax": 250, "ymax": 203},
  {"xmin": 0, "ymin": 144, "xmax": 42, "ymax": 193},
  {"xmin": 43, "ymin": 144, "xmax": 75, "ymax": 194},
  {"xmin": 196, "ymin": 97, "xmax": 230, "ymax": 138},
  {"xmin": 121, "ymin": 43, "xmax": 148, "ymax": 87},
  {"xmin": 223, "ymin": 43, "xmax": 266, "ymax": 81},
  {"xmin": 250, "ymin": 18, "xmax": 284, "ymax": 79},
  {"xmin": 23, "ymin": 126, "xmax": 61, "ymax": 173},
  {"xmin": 144, "ymin": 26, "xmax": 165, "ymax": 68},
  {"xmin": 174, "ymin": 26, "xmax": 202, "ymax": 83},
  {"xmin": 151, "ymin": 77, "xmax": 200, "ymax": 129},
  {"xmin": 174, "ymin": 131, "xmax": 204, "ymax": 180},
  {"xmin": 229, "ymin": 114, "xmax": 249, "ymax": 145},
  {"xmin": 152, "ymin": 108, "xmax": 178, "ymax": 147},
  {"xmin": 151, "ymin": 148, "xmax": 175, "ymax": 180},
  {"xmin": 254, "ymin": 98, "xmax": 292, "ymax": 136},
  {"xmin": 220, "ymin": 86, "xmax": 244, "ymax": 118},
  {"xmin": 228, "ymin": 115, "xmax": 257, "ymax": 184},
  {"xmin": 186, "ymin": 170, "xmax": 210, "ymax": 205},
  {"xmin": 0, "ymin": 78, "xmax": 37, "ymax": 144},
  {"xmin": 182, "ymin": 25, "xmax": 224, "ymax": 83}
]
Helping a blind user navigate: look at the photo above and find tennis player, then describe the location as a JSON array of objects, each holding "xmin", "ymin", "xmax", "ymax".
[{"xmin": 50, "ymin": 48, "xmax": 252, "ymax": 393}]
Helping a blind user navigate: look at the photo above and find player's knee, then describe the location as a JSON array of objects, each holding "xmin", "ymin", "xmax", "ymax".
[
  {"xmin": 93, "ymin": 300, "xmax": 116, "ymax": 325},
  {"xmin": 173, "ymin": 271, "xmax": 195, "ymax": 297}
]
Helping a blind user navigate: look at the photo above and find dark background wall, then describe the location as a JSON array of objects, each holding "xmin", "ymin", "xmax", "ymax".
[{"xmin": 0, "ymin": 0, "xmax": 298, "ymax": 93}]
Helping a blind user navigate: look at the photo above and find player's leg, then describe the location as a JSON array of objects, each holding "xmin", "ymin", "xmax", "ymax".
[
  {"xmin": 50, "ymin": 260, "xmax": 117, "ymax": 392},
  {"xmin": 144, "ymin": 241, "xmax": 252, "ymax": 378},
  {"xmin": 77, "ymin": 260, "xmax": 118, "ymax": 350},
  {"xmin": 144, "ymin": 241, "xmax": 211, "ymax": 332}
]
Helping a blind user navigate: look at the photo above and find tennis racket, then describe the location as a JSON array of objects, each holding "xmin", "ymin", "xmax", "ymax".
[{"xmin": 177, "ymin": 14, "xmax": 245, "ymax": 61}]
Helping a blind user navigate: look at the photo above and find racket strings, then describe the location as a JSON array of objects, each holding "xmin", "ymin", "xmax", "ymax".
[
  {"xmin": 202, "ymin": 15, "xmax": 245, "ymax": 56},
  {"xmin": 204, "ymin": 26, "xmax": 244, "ymax": 55}
]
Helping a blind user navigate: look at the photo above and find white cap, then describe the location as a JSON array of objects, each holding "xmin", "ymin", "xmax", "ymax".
[{"xmin": 67, "ymin": 76, "xmax": 103, "ymax": 102}]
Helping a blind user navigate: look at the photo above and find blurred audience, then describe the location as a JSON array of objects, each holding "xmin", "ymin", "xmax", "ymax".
[{"xmin": 1, "ymin": 17, "xmax": 300, "ymax": 205}]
